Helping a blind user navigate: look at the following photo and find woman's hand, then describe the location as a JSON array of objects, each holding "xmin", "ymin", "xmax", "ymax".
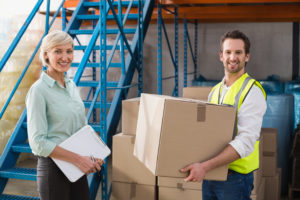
[
  {"xmin": 50, "ymin": 146, "xmax": 105, "ymax": 175},
  {"xmin": 75, "ymin": 156, "xmax": 104, "ymax": 175}
]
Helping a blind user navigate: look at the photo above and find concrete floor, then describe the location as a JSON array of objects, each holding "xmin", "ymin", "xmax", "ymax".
[{"xmin": 2, "ymin": 157, "xmax": 292, "ymax": 200}]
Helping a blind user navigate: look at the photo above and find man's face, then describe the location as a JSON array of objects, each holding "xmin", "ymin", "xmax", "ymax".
[{"xmin": 220, "ymin": 38, "xmax": 250, "ymax": 75}]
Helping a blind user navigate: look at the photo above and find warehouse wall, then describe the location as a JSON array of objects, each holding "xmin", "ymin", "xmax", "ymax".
[{"xmin": 142, "ymin": 22, "xmax": 294, "ymax": 96}]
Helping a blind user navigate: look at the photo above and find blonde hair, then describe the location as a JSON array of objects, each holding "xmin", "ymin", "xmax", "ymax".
[{"xmin": 40, "ymin": 30, "xmax": 74, "ymax": 67}]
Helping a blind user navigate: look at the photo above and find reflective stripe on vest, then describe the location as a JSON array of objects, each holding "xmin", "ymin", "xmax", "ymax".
[{"xmin": 208, "ymin": 73, "xmax": 266, "ymax": 174}]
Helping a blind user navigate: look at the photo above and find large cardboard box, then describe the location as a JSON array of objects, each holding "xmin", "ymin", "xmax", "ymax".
[
  {"xmin": 251, "ymin": 178, "xmax": 265, "ymax": 200},
  {"xmin": 183, "ymin": 87, "xmax": 213, "ymax": 101},
  {"xmin": 134, "ymin": 93, "xmax": 236, "ymax": 180},
  {"xmin": 253, "ymin": 165, "xmax": 263, "ymax": 195},
  {"xmin": 112, "ymin": 133, "xmax": 155, "ymax": 185},
  {"xmin": 252, "ymin": 135, "xmax": 264, "ymax": 194},
  {"xmin": 122, "ymin": 98, "xmax": 140, "ymax": 135},
  {"xmin": 261, "ymin": 128, "xmax": 278, "ymax": 156},
  {"xmin": 261, "ymin": 128, "xmax": 278, "ymax": 177},
  {"xmin": 111, "ymin": 181, "xmax": 156, "ymax": 200},
  {"xmin": 262, "ymin": 155, "xmax": 277, "ymax": 177},
  {"xmin": 264, "ymin": 168, "xmax": 281, "ymax": 200},
  {"xmin": 158, "ymin": 176, "xmax": 202, "ymax": 200}
]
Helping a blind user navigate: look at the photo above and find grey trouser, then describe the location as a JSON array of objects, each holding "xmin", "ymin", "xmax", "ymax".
[{"xmin": 37, "ymin": 157, "xmax": 90, "ymax": 200}]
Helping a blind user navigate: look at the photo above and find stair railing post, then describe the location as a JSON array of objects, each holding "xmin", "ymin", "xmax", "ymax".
[{"xmin": 100, "ymin": 0, "xmax": 108, "ymax": 199}]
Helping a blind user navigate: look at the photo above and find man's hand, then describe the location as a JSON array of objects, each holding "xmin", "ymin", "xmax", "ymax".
[{"xmin": 180, "ymin": 162, "xmax": 207, "ymax": 182}]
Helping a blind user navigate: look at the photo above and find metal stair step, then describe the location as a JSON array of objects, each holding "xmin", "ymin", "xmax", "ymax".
[
  {"xmin": 76, "ymin": 14, "xmax": 138, "ymax": 20},
  {"xmin": 83, "ymin": 1, "xmax": 139, "ymax": 8},
  {"xmin": 71, "ymin": 62, "xmax": 122, "ymax": 68},
  {"xmin": 74, "ymin": 45, "xmax": 128, "ymax": 51},
  {"xmin": 77, "ymin": 81, "xmax": 118, "ymax": 87},
  {"xmin": 11, "ymin": 143, "xmax": 31, "ymax": 153},
  {"xmin": 83, "ymin": 101, "xmax": 111, "ymax": 109},
  {"xmin": 0, "ymin": 194, "xmax": 39, "ymax": 200},
  {"xmin": 69, "ymin": 28, "xmax": 136, "ymax": 35},
  {"xmin": 0, "ymin": 167, "xmax": 36, "ymax": 181}
]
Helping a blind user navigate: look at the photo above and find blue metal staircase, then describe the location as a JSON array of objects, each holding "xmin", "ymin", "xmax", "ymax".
[{"xmin": 0, "ymin": 0, "xmax": 154, "ymax": 199}]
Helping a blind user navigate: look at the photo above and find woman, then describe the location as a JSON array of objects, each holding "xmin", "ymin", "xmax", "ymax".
[{"xmin": 26, "ymin": 30, "xmax": 103, "ymax": 200}]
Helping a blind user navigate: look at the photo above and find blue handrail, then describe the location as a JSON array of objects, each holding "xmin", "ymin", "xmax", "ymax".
[
  {"xmin": 0, "ymin": 0, "xmax": 65, "ymax": 120},
  {"xmin": 0, "ymin": 0, "xmax": 44, "ymax": 72}
]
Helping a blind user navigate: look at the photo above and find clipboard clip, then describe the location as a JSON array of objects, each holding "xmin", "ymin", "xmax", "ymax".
[{"xmin": 90, "ymin": 155, "xmax": 101, "ymax": 177}]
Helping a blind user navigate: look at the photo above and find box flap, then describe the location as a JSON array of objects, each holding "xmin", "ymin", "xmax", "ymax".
[{"xmin": 133, "ymin": 93, "xmax": 166, "ymax": 175}]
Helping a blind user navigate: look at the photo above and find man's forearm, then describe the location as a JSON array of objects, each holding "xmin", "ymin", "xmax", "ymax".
[{"xmin": 202, "ymin": 144, "xmax": 240, "ymax": 172}]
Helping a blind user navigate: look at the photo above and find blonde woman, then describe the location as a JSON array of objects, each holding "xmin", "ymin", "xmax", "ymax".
[{"xmin": 26, "ymin": 30, "xmax": 103, "ymax": 200}]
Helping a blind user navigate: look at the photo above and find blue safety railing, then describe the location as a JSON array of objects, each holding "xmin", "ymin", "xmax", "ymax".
[
  {"xmin": 0, "ymin": 0, "xmax": 154, "ymax": 199},
  {"xmin": 0, "ymin": 0, "xmax": 65, "ymax": 121}
]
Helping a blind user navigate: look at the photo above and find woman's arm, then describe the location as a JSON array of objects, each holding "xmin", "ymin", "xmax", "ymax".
[{"xmin": 50, "ymin": 146, "xmax": 104, "ymax": 174}]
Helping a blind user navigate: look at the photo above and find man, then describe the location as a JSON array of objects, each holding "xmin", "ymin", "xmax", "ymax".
[{"xmin": 180, "ymin": 30, "xmax": 267, "ymax": 200}]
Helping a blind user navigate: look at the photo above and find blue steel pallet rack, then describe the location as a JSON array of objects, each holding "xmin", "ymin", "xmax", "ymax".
[
  {"xmin": 156, "ymin": 2, "xmax": 199, "ymax": 95},
  {"xmin": 0, "ymin": 0, "xmax": 154, "ymax": 199}
]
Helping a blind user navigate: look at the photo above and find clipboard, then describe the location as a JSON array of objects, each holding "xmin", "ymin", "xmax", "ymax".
[{"xmin": 51, "ymin": 125, "xmax": 111, "ymax": 182}]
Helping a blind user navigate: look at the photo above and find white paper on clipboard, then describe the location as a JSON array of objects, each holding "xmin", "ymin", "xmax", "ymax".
[{"xmin": 51, "ymin": 125, "xmax": 111, "ymax": 182}]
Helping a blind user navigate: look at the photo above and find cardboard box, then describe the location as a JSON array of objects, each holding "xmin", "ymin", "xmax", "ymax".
[
  {"xmin": 251, "ymin": 178, "xmax": 265, "ymax": 200},
  {"xmin": 262, "ymin": 155, "xmax": 277, "ymax": 177},
  {"xmin": 261, "ymin": 128, "xmax": 278, "ymax": 156},
  {"xmin": 252, "ymin": 168, "xmax": 263, "ymax": 195},
  {"xmin": 122, "ymin": 98, "xmax": 140, "ymax": 135},
  {"xmin": 158, "ymin": 176, "xmax": 202, "ymax": 200},
  {"xmin": 183, "ymin": 87, "xmax": 213, "ymax": 101},
  {"xmin": 264, "ymin": 168, "xmax": 281, "ymax": 200},
  {"xmin": 112, "ymin": 133, "xmax": 155, "ymax": 185},
  {"xmin": 252, "ymin": 136, "xmax": 264, "ymax": 194},
  {"xmin": 111, "ymin": 181, "xmax": 156, "ymax": 200},
  {"xmin": 134, "ymin": 93, "xmax": 236, "ymax": 180}
]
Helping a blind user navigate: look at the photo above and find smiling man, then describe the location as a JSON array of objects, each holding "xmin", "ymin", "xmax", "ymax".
[{"xmin": 181, "ymin": 30, "xmax": 267, "ymax": 200}]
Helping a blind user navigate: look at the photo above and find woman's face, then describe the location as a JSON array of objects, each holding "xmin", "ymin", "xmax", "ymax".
[{"xmin": 45, "ymin": 43, "xmax": 73, "ymax": 73}]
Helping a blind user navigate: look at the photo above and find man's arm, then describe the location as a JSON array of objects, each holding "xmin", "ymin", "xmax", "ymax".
[
  {"xmin": 181, "ymin": 85, "xmax": 266, "ymax": 182},
  {"xmin": 180, "ymin": 144, "xmax": 240, "ymax": 182}
]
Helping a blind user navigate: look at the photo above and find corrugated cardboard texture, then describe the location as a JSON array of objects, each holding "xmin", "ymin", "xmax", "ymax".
[
  {"xmin": 111, "ymin": 182, "xmax": 156, "ymax": 200},
  {"xmin": 158, "ymin": 176, "xmax": 202, "ymax": 190},
  {"xmin": 134, "ymin": 93, "xmax": 236, "ymax": 180},
  {"xmin": 264, "ymin": 168, "xmax": 281, "ymax": 200},
  {"xmin": 262, "ymin": 156, "xmax": 277, "ymax": 177},
  {"xmin": 112, "ymin": 133, "xmax": 155, "ymax": 185},
  {"xmin": 159, "ymin": 186, "xmax": 202, "ymax": 200},
  {"xmin": 122, "ymin": 98, "xmax": 140, "ymax": 135},
  {"xmin": 261, "ymin": 128, "xmax": 278, "ymax": 155},
  {"xmin": 183, "ymin": 87, "xmax": 213, "ymax": 102},
  {"xmin": 251, "ymin": 178, "xmax": 265, "ymax": 200},
  {"xmin": 252, "ymin": 137, "xmax": 263, "ymax": 195}
]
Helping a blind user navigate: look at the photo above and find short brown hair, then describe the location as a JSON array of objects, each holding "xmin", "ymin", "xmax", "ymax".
[{"xmin": 220, "ymin": 30, "xmax": 250, "ymax": 54}]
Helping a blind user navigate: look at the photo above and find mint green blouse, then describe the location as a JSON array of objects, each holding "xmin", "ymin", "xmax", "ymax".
[{"xmin": 26, "ymin": 71, "xmax": 86, "ymax": 157}]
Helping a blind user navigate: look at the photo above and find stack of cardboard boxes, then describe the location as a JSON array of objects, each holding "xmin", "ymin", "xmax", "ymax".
[
  {"xmin": 261, "ymin": 128, "xmax": 281, "ymax": 200},
  {"xmin": 111, "ymin": 98, "xmax": 157, "ymax": 200},
  {"xmin": 133, "ymin": 93, "xmax": 237, "ymax": 199},
  {"xmin": 112, "ymin": 88, "xmax": 278, "ymax": 199},
  {"xmin": 250, "ymin": 138, "xmax": 265, "ymax": 200}
]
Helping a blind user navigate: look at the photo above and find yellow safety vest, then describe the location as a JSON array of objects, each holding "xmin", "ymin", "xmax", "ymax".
[{"xmin": 208, "ymin": 73, "xmax": 266, "ymax": 174}]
